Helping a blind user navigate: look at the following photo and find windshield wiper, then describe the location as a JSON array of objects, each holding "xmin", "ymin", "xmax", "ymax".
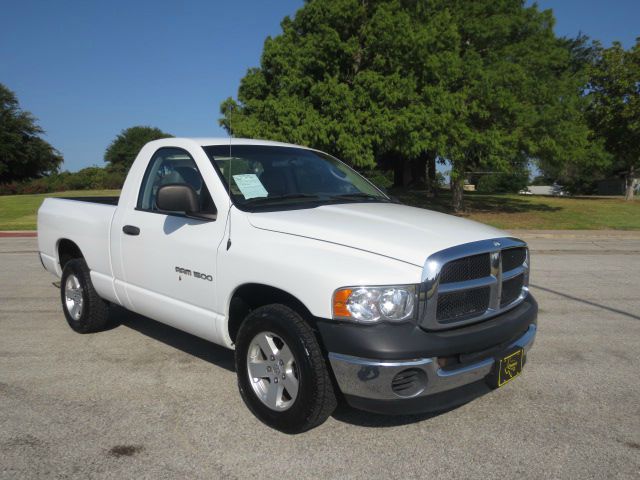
[{"xmin": 328, "ymin": 193, "xmax": 389, "ymax": 202}]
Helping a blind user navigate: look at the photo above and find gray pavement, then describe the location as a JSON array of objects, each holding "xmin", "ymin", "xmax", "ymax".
[{"xmin": 1, "ymin": 236, "xmax": 639, "ymax": 479}]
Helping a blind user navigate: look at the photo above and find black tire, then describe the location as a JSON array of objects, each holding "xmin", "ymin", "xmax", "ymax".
[
  {"xmin": 60, "ymin": 258, "xmax": 109, "ymax": 333},
  {"xmin": 235, "ymin": 304, "xmax": 337, "ymax": 433}
]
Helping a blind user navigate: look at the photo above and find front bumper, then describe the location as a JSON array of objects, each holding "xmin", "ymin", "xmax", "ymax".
[{"xmin": 328, "ymin": 323, "xmax": 536, "ymax": 414}]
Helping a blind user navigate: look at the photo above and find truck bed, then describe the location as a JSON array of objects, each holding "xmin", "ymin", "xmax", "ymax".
[{"xmin": 37, "ymin": 197, "xmax": 118, "ymax": 280}]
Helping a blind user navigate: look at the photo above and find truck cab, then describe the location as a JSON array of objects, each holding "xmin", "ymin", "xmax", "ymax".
[{"xmin": 38, "ymin": 138, "xmax": 537, "ymax": 432}]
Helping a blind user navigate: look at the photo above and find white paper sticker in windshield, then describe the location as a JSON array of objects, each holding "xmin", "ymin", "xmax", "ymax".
[{"xmin": 232, "ymin": 174, "xmax": 268, "ymax": 199}]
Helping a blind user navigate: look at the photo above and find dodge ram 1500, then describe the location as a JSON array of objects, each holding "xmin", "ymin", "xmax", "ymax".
[{"xmin": 38, "ymin": 138, "xmax": 537, "ymax": 432}]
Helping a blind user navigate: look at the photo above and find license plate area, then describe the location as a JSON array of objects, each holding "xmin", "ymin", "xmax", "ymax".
[{"xmin": 489, "ymin": 348, "xmax": 524, "ymax": 388}]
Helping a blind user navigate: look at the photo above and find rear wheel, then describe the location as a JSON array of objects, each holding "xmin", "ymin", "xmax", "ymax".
[
  {"xmin": 60, "ymin": 258, "xmax": 109, "ymax": 333},
  {"xmin": 235, "ymin": 304, "xmax": 337, "ymax": 433}
]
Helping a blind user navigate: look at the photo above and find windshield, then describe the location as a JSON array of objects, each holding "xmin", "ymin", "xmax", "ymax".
[{"xmin": 202, "ymin": 144, "xmax": 389, "ymax": 211}]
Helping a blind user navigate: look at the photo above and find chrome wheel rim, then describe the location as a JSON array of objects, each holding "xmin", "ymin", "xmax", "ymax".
[
  {"xmin": 64, "ymin": 274, "xmax": 84, "ymax": 320},
  {"xmin": 246, "ymin": 331, "xmax": 299, "ymax": 411}
]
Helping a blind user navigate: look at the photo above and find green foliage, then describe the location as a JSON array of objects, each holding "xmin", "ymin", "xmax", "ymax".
[
  {"xmin": 0, "ymin": 83, "xmax": 63, "ymax": 182},
  {"xmin": 587, "ymin": 39, "xmax": 640, "ymax": 199},
  {"xmin": 440, "ymin": 3, "xmax": 609, "ymax": 210},
  {"xmin": 533, "ymin": 36, "xmax": 612, "ymax": 193},
  {"xmin": 362, "ymin": 168, "xmax": 394, "ymax": 190},
  {"xmin": 530, "ymin": 174, "xmax": 554, "ymax": 186},
  {"xmin": 221, "ymin": 0, "xmax": 458, "ymax": 168},
  {"xmin": 0, "ymin": 167, "xmax": 126, "ymax": 196},
  {"xmin": 477, "ymin": 172, "xmax": 529, "ymax": 194},
  {"xmin": 104, "ymin": 126, "xmax": 173, "ymax": 171}
]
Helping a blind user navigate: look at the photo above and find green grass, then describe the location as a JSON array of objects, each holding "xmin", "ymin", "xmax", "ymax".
[
  {"xmin": 393, "ymin": 189, "xmax": 640, "ymax": 230},
  {"xmin": 0, "ymin": 190, "xmax": 119, "ymax": 230},
  {"xmin": 1, "ymin": 188, "xmax": 638, "ymax": 231}
]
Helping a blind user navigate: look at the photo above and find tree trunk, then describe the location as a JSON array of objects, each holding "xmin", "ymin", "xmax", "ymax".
[
  {"xmin": 425, "ymin": 152, "xmax": 437, "ymax": 198},
  {"xmin": 393, "ymin": 156, "xmax": 405, "ymax": 188},
  {"xmin": 393, "ymin": 156, "xmax": 412, "ymax": 187},
  {"xmin": 625, "ymin": 165, "xmax": 636, "ymax": 200},
  {"xmin": 410, "ymin": 156, "xmax": 426, "ymax": 186},
  {"xmin": 452, "ymin": 175, "xmax": 465, "ymax": 212}
]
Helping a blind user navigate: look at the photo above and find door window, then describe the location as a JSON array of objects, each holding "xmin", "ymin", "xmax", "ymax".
[{"xmin": 137, "ymin": 147, "xmax": 216, "ymax": 215}]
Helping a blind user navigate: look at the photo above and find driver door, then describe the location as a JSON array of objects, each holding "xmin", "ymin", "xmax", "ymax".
[{"xmin": 116, "ymin": 147, "xmax": 226, "ymax": 342}]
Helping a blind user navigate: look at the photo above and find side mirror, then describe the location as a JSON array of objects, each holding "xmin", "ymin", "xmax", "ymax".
[
  {"xmin": 156, "ymin": 184, "xmax": 216, "ymax": 220},
  {"xmin": 157, "ymin": 184, "xmax": 199, "ymax": 213}
]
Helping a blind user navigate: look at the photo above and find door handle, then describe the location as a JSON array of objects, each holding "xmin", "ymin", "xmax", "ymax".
[{"xmin": 122, "ymin": 225, "xmax": 140, "ymax": 236}]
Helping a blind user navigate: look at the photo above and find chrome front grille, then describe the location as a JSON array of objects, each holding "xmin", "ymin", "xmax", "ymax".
[
  {"xmin": 419, "ymin": 238, "xmax": 529, "ymax": 330},
  {"xmin": 439, "ymin": 253, "xmax": 491, "ymax": 283},
  {"xmin": 502, "ymin": 247, "xmax": 527, "ymax": 272},
  {"xmin": 501, "ymin": 272, "xmax": 525, "ymax": 307},
  {"xmin": 437, "ymin": 286, "xmax": 491, "ymax": 323}
]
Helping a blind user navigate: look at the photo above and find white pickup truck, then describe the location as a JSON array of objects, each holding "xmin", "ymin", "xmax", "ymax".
[{"xmin": 38, "ymin": 138, "xmax": 537, "ymax": 432}]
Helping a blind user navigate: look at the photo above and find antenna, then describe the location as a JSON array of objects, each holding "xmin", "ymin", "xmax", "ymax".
[{"xmin": 226, "ymin": 105, "xmax": 233, "ymax": 250}]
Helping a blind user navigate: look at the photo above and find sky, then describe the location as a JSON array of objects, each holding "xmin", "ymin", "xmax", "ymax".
[{"xmin": 1, "ymin": 0, "xmax": 638, "ymax": 172}]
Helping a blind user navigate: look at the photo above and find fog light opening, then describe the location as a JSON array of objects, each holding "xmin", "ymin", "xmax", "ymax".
[{"xmin": 391, "ymin": 368, "xmax": 428, "ymax": 398}]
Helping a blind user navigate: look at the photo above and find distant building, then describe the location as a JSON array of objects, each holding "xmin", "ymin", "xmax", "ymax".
[
  {"xmin": 463, "ymin": 180, "xmax": 476, "ymax": 192},
  {"xmin": 597, "ymin": 174, "xmax": 640, "ymax": 196}
]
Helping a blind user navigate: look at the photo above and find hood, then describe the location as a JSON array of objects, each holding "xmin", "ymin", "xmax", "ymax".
[{"xmin": 247, "ymin": 202, "xmax": 507, "ymax": 267}]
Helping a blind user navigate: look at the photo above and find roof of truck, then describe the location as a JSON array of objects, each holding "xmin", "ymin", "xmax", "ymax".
[{"xmin": 187, "ymin": 137, "xmax": 312, "ymax": 149}]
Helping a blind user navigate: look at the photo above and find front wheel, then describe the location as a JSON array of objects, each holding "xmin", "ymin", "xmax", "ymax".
[{"xmin": 235, "ymin": 304, "xmax": 337, "ymax": 433}]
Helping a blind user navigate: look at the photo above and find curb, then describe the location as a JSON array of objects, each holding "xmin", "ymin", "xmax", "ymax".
[{"xmin": 0, "ymin": 231, "xmax": 38, "ymax": 238}]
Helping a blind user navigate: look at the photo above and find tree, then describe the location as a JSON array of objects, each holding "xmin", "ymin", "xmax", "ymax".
[
  {"xmin": 105, "ymin": 126, "xmax": 173, "ymax": 172},
  {"xmin": 0, "ymin": 83, "xmax": 63, "ymax": 183},
  {"xmin": 527, "ymin": 35, "xmax": 611, "ymax": 195},
  {"xmin": 220, "ymin": 0, "xmax": 457, "ymax": 171},
  {"xmin": 587, "ymin": 39, "xmax": 640, "ymax": 200},
  {"xmin": 221, "ymin": 0, "xmax": 593, "ymax": 212},
  {"xmin": 440, "ymin": 1, "xmax": 606, "ymax": 210}
]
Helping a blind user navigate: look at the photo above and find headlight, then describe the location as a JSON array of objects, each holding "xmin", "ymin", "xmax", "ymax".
[{"xmin": 332, "ymin": 285, "xmax": 416, "ymax": 323}]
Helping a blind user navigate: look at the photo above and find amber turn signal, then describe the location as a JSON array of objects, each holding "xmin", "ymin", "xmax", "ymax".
[{"xmin": 332, "ymin": 288, "xmax": 352, "ymax": 318}]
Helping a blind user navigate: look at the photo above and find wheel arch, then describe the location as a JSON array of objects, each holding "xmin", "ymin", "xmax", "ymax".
[
  {"xmin": 227, "ymin": 283, "xmax": 315, "ymax": 344},
  {"xmin": 57, "ymin": 238, "xmax": 84, "ymax": 270}
]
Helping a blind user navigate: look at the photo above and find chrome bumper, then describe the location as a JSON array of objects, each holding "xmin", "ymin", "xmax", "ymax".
[{"xmin": 328, "ymin": 324, "xmax": 536, "ymax": 401}]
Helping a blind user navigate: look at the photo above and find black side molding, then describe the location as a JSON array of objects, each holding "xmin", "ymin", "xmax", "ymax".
[{"xmin": 60, "ymin": 196, "xmax": 120, "ymax": 205}]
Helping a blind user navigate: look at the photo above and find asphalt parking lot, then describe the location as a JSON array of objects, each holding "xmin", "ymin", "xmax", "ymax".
[{"xmin": 1, "ymin": 234, "xmax": 639, "ymax": 479}]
